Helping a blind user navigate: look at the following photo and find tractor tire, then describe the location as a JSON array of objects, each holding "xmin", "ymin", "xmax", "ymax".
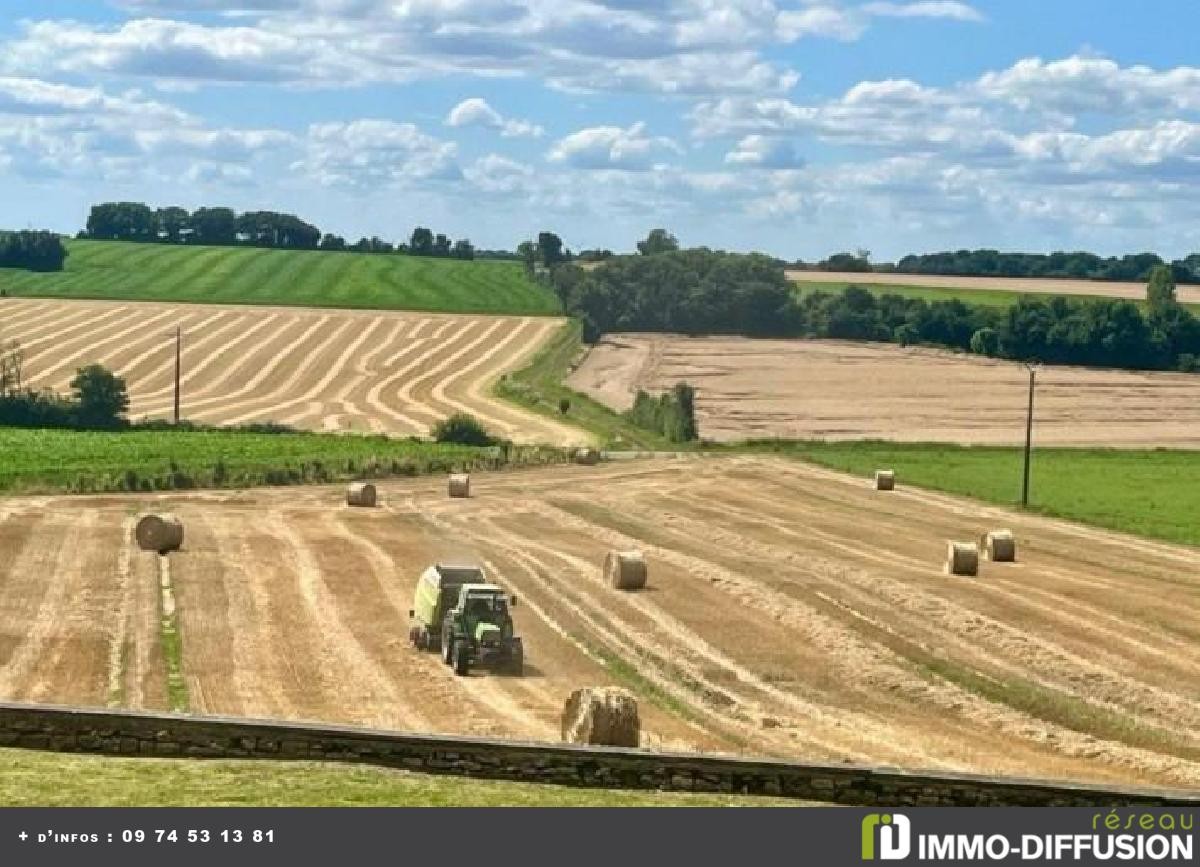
[
  {"xmin": 507, "ymin": 639, "xmax": 524, "ymax": 677},
  {"xmin": 452, "ymin": 641, "xmax": 470, "ymax": 677},
  {"xmin": 414, "ymin": 628, "xmax": 428, "ymax": 651},
  {"xmin": 441, "ymin": 632, "xmax": 454, "ymax": 665},
  {"xmin": 408, "ymin": 626, "xmax": 419, "ymax": 647}
]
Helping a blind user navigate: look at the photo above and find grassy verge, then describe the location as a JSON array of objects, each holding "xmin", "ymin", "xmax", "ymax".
[
  {"xmin": 707, "ymin": 440, "xmax": 1200, "ymax": 547},
  {"xmin": 495, "ymin": 319, "xmax": 674, "ymax": 450},
  {"xmin": 0, "ymin": 427, "xmax": 567, "ymax": 495},
  {"xmin": 0, "ymin": 239, "xmax": 560, "ymax": 316},
  {"xmin": 0, "ymin": 749, "xmax": 804, "ymax": 806}
]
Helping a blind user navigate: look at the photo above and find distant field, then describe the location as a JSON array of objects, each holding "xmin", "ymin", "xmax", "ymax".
[
  {"xmin": 793, "ymin": 280, "xmax": 1026, "ymax": 308},
  {"xmin": 570, "ymin": 334, "xmax": 1200, "ymax": 448},
  {"xmin": 788, "ymin": 269, "xmax": 1200, "ymax": 305},
  {"xmin": 0, "ymin": 298, "xmax": 589, "ymax": 446},
  {"xmin": 0, "ymin": 240, "xmax": 560, "ymax": 315},
  {"xmin": 720, "ymin": 441, "xmax": 1200, "ymax": 547}
]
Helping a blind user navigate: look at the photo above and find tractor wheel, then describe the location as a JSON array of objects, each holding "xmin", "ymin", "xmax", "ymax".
[
  {"xmin": 408, "ymin": 626, "xmax": 419, "ymax": 647},
  {"xmin": 507, "ymin": 640, "xmax": 524, "ymax": 677},
  {"xmin": 414, "ymin": 628, "xmax": 428, "ymax": 651},
  {"xmin": 441, "ymin": 632, "xmax": 454, "ymax": 665},
  {"xmin": 452, "ymin": 641, "xmax": 470, "ymax": 677}
]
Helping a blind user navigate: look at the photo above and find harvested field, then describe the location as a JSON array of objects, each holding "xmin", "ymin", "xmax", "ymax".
[
  {"xmin": 0, "ymin": 298, "xmax": 587, "ymax": 445},
  {"xmin": 787, "ymin": 270, "xmax": 1200, "ymax": 304},
  {"xmin": 0, "ymin": 456, "xmax": 1198, "ymax": 789},
  {"xmin": 568, "ymin": 334, "xmax": 1200, "ymax": 447}
]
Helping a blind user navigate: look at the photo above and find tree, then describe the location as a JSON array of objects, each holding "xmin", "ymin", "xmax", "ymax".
[
  {"xmin": 156, "ymin": 206, "xmax": 191, "ymax": 243},
  {"xmin": 1147, "ymin": 264, "xmax": 1177, "ymax": 310},
  {"xmin": 557, "ymin": 397, "xmax": 571, "ymax": 415},
  {"xmin": 410, "ymin": 227, "xmax": 434, "ymax": 257},
  {"xmin": 319, "ymin": 233, "xmax": 346, "ymax": 251},
  {"xmin": 70, "ymin": 364, "xmax": 129, "ymax": 429},
  {"xmin": 969, "ymin": 327, "xmax": 1001, "ymax": 357},
  {"xmin": 637, "ymin": 228, "xmax": 679, "ymax": 256},
  {"xmin": 516, "ymin": 241, "xmax": 537, "ymax": 276},
  {"xmin": 433, "ymin": 233, "xmax": 452, "ymax": 257},
  {"xmin": 431, "ymin": 412, "xmax": 496, "ymax": 446},
  {"xmin": 191, "ymin": 207, "xmax": 238, "ymax": 246},
  {"xmin": 537, "ymin": 232, "xmax": 565, "ymax": 267},
  {"xmin": 0, "ymin": 339, "xmax": 23, "ymax": 395},
  {"xmin": 451, "ymin": 239, "xmax": 475, "ymax": 260}
]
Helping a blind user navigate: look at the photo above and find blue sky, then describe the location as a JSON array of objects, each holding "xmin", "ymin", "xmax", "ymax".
[{"xmin": 1, "ymin": 1, "xmax": 1198, "ymax": 260}]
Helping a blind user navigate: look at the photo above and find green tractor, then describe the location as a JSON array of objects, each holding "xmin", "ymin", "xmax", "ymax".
[{"xmin": 408, "ymin": 564, "xmax": 523, "ymax": 677}]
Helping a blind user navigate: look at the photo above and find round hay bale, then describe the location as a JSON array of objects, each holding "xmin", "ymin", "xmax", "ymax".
[
  {"xmin": 874, "ymin": 469, "xmax": 895, "ymax": 491},
  {"xmin": 982, "ymin": 529, "xmax": 1016, "ymax": 562},
  {"xmin": 604, "ymin": 550, "xmax": 647, "ymax": 591},
  {"xmin": 135, "ymin": 514, "xmax": 184, "ymax": 554},
  {"xmin": 346, "ymin": 482, "xmax": 377, "ymax": 508},
  {"xmin": 561, "ymin": 686, "xmax": 640, "ymax": 748},
  {"xmin": 448, "ymin": 473, "xmax": 471, "ymax": 499},
  {"xmin": 945, "ymin": 541, "xmax": 979, "ymax": 576},
  {"xmin": 573, "ymin": 447, "xmax": 601, "ymax": 466}
]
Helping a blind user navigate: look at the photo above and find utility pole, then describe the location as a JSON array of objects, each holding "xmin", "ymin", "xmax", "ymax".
[
  {"xmin": 1021, "ymin": 363, "xmax": 1039, "ymax": 507},
  {"xmin": 173, "ymin": 326, "xmax": 182, "ymax": 425}
]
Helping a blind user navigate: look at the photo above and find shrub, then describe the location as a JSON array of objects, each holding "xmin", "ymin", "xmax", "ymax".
[
  {"xmin": 970, "ymin": 327, "xmax": 1002, "ymax": 357},
  {"xmin": 431, "ymin": 413, "xmax": 497, "ymax": 446},
  {"xmin": 558, "ymin": 397, "xmax": 571, "ymax": 415}
]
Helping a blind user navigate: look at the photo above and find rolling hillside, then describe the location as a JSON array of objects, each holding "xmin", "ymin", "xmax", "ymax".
[{"xmin": 0, "ymin": 240, "xmax": 560, "ymax": 316}]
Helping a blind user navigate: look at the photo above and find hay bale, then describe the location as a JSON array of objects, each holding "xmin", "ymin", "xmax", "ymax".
[
  {"xmin": 448, "ymin": 473, "xmax": 471, "ymax": 498},
  {"xmin": 346, "ymin": 482, "xmax": 377, "ymax": 508},
  {"xmin": 945, "ymin": 541, "xmax": 979, "ymax": 576},
  {"xmin": 573, "ymin": 447, "xmax": 601, "ymax": 466},
  {"xmin": 604, "ymin": 550, "xmax": 647, "ymax": 591},
  {"xmin": 561, "ymin": 686, "xmax": 640, "ymax": 748},
  {"xmin": 874, "ymin": 469, "xmax": 895, "ymax": 491},
  {"xmin": 982, "ymin": 529, "xmax": 1016, "ymax": 562},
  {"xmin": 135, "ymin": 514, "xmax": 184, "ymax": 554}
]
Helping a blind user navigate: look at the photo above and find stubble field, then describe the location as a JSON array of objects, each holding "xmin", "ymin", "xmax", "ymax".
[
  {"xmin": 569, "ymin": 334, "xmax": 1200, "ymax": 447},
  {"xmin": 0, "ymin": 298, "xmax": 587, "ymax": 445},
  {"xmin": 0, "ymin": 456, "xmax": 1197, "ymax": 789}
]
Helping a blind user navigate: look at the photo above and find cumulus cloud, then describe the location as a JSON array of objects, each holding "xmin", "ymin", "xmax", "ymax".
[
  {"xmin": 445, "ymin": 98, "xmax": 543, "ymax": 138},
  {"xmin": 724, "ymin": 134, "xmax": 806, "ymax": 168},
  {"xmin": 862, "ymin": 2, "xmax": 984, "ymax": 22},
  {"xmin": 296, "ymin": 120, "xmax": 461, "ymax": 188},
  {"xmin": 547, "ymin": 122, "xmax": 682, "ymax": 170}
]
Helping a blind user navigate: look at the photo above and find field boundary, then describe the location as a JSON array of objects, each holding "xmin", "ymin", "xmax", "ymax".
[{"xmin": 0, "ymin": 702, "xmax": 1196, "ymax": 806}]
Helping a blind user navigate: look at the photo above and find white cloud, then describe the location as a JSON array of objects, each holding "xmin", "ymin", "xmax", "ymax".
[
  {"xmin": 725, "ymin": 134, "xmax": 806, "ymax": 168},
  {"xmin": 862, "ymin": 2, "xmax": 984, "ymax": 22},
  {"xmin": 776, "ymin": 7, "xmax": 865, "ymax": 42},
  {"xmin": 547, "ymin": 122, "xmax": 682, "ymax": 170},
  {"xmin": 445, "ymin": 98, "xmax": 543, "ymax": 138},
  {"xmin": 296, "ymin": 120, "xmax": 461, "ymax": 188}
]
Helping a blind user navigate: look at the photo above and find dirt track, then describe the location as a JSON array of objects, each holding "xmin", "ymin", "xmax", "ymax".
[
  {"xmin": 0, "ymin": 456, "xmax": 1197, "ymax": 788},
  {"xmin": 787, "ymin": 270, "xmax": 1200, "ymax": 304},
  {"xmin": 569, "ymin": 334, "xmax": 1200, "ymax": 447},
  {"xmin": 0, "ymin": 298, "xmax": 586, "ymax": 445}
]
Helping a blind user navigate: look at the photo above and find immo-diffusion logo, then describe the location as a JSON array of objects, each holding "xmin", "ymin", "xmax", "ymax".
[
  {"xmin": 859, "ymin": 812, "xmax": 1194, "ymax": 862},
  {"xmin": 862, "ymin": 814, "xmax": 911, "ymax": 860}
]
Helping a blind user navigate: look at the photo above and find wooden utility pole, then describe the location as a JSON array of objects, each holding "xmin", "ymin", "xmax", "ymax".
[
  {"xmin": 1021, "ymin": 364, "xmax": 1038, "ymax": 507},
  {"xmin": 173, "ymin": 326, "xmax": 182, "ymax": 425}
]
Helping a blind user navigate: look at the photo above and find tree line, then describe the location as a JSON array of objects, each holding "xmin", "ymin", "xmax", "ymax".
[
  {"xmin": 81, "ymin": 202, "xmax": 481, "ymax": 260},
  {"xmin": 0, "ymin": 231, "xmax": 69, "ymax": 272},
  {"xmin": 543, "ymin": 232, "xmax": 1200, "ymax": 374},
  {"xmin": 800, "ymin": 247, "xmax": 1200, "ymax": 284}
]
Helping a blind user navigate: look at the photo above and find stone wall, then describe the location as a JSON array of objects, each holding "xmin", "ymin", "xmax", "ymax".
[{"xmin": 0, "ymin": 702, "xmax": 1196, "ymax": 806}]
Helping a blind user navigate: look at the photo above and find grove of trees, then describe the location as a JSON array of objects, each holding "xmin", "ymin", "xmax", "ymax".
[
  {"xmin": 0, "ymin": 343, "xmax": 130, "ymax": 429},
  {"xmin": 0, "ymin": 231, "xmax": 69, "ymax": 272},
  {"xmin": 893, "ymin": 249, "xmax": 1200, "ymax": 284}
]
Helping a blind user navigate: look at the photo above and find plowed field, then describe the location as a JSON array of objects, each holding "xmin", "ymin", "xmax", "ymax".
[{"xmin": 1, "ymin": 457, "xmax": 1197, "ymax": 789}]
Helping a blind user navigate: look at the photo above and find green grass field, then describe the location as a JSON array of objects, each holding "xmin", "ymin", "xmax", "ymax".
[
  {"xmin": 0, "ymin": 749, "xmax": 800, "ymax": 806},
  {"xmin": 0, "ymin": 240, "xmax": 560, "ymax": 315},
  {"xmin": 495, "ymin": 319, "xmax": 674, "ymax": 450},
  {"xmin": 0, "ymin": 427, "xmax": 565, "ymax": 494},
  {"xmin": 712, "ymin": 441, "xmax": 1200, "ymax": 547}
]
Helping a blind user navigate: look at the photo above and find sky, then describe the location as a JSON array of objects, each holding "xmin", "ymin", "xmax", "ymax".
[{"xmin": 1, "ymin": 0, "xmax": 1199, "ymax": 261}]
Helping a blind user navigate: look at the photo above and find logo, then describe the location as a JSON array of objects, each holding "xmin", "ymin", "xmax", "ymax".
[{"xmin": 862, "ymin": 813, "xmax": 912, "ymax": 861}]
